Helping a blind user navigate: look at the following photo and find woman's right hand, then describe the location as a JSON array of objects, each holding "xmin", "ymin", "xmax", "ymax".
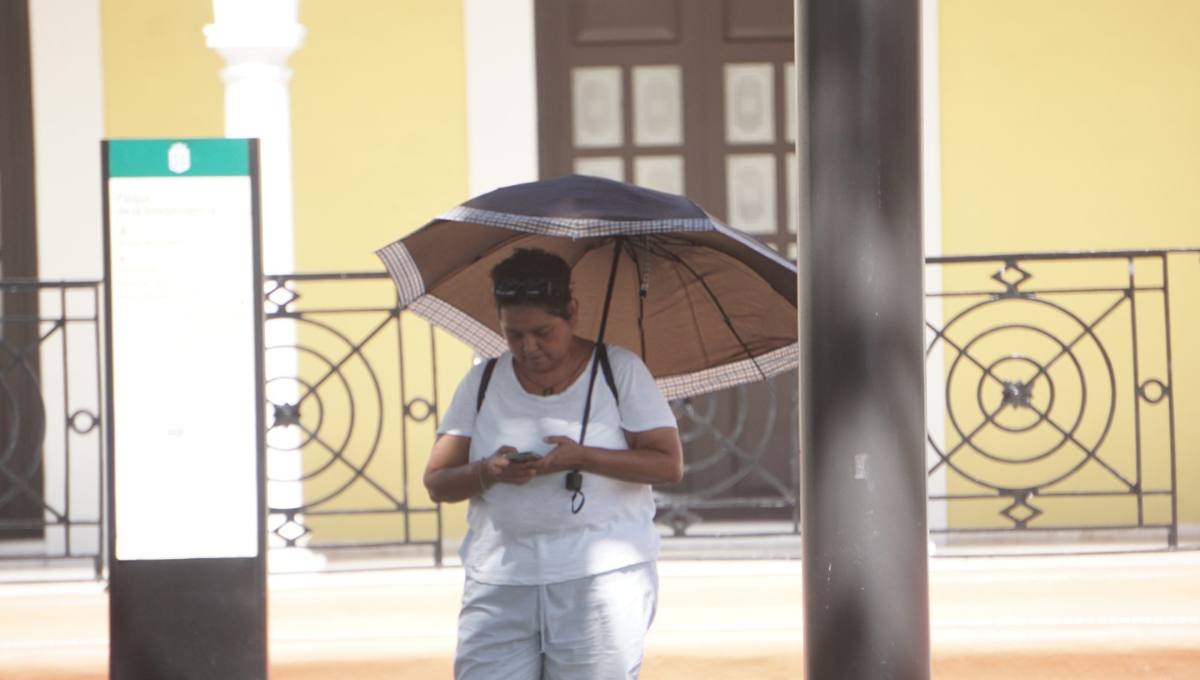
[
  {"xmin": 482, "ymin": 446, "xmax": 539, "ymax": 487},
  {"xmin": 425, "ymin": 437, "xmax": 541, "ymax": 503}
]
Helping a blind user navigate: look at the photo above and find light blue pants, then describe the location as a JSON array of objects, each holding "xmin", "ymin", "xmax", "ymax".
[{"xmin": 455, "ymin": 562, "xmax": 658, "ymax": 680}]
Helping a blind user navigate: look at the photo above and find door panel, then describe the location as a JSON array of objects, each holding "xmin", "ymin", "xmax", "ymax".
[{"xmin": 572, "ymin": 0, "xmax": 681, "ymax": 44}]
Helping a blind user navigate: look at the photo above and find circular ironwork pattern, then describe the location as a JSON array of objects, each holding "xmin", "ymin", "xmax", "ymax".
[
  {"xmin": 975, "ymin": 355, "xmax": 1055, "ymax": 434},
  {"xmin": 658, "ymin": 373, "xmax": 791, "ymax": 501},
  {"xmin": 69, "ymin": 409, "xmax": 100, "ymax": 435},
  {"xmin": 1138, "ymin": 379, "xmax": 1169, "ymax": 404},
  {"xmin": 671, "ymin": 385, "xmax": 750, "ymax": 474},
  {"xmin": 949, "ymin": 325, "xmax": 1088, "ymax": 465},
  {"xmin": 405, "ymin": 397, "xmax": 435, "ymax": 423},
  {"xmin": 266, "ymin": 373, "xmax": 326, "ymax": 453},
  {"xmin": 931, "ymin": 297, "xmax": 1118, "ymax": 491},
  {"xmin": 668, "ymin": 385, "xmax": 775, "ymax": 500},
  {"xmin": 264, "ymin": 316, "xmax": 386, "ymax": 512},
  {"xmin": 653, "ymin": 371, "xmax": 798, "ymax": 535}
]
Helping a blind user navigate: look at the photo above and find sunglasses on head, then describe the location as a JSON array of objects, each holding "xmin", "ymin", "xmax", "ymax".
[{"xmin": 493, "ymin": 278, "xmax": 559, "ymax": 299}]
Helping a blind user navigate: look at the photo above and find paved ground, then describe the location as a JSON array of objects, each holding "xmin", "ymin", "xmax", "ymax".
[{"xmin": 3, "ymin": 550, "xmax": 1198, "ymax": 679}]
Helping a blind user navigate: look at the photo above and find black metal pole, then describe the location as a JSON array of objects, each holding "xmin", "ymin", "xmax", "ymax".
[{"xmin": 798, "ymin": 1, "xmax": 931, "ymax": 679}]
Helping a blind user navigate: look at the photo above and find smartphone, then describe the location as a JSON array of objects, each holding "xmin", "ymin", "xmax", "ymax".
[{"xmin": 504, "ymin": 451, "xmax": 542, "ymax": 463}]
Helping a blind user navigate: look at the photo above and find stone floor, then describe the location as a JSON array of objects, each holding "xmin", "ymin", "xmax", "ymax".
[{"xmin": 2, "ymin": 549, "xmax": 1198, "ymax": 679}]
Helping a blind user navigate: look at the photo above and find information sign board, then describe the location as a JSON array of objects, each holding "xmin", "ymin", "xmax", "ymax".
[{"xmin": 104, "ymin": 138, "xmax": 264, "ymax": 561}]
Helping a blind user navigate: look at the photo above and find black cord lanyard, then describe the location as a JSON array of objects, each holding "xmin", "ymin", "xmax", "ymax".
[
  {"xmin": 566, "ymin": 470, "xmax": 585, "ymax": 513},
  {"xmin": 567, "ymin": 241, "xmax": 623, "ymax": 515},
  {"xmin": 569, "ymin": 348, "xmax": 607, "ymax": 514}
]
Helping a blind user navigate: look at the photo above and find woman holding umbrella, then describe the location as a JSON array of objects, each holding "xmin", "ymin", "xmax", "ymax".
[{"xmin": 425, "ymin": 248, "xmax": 684, "ymax": 679}]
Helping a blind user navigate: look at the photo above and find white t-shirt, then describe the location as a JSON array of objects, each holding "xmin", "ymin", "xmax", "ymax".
[{"xmin": 437, "ymin": 344, "xmax": 677, "ymax": 586}]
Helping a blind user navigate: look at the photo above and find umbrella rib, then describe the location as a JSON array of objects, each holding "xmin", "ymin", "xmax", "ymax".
[
  {"xmin": 624, "ymin": 238, "xmax": 651, "ymax": 360},
  {"xmin": 650, "ymin": 244, "xmax": 769, "ymax": 384},
  {"xmin": 594, "ymin": 238, "xmax": 622, "ymax": 345}
]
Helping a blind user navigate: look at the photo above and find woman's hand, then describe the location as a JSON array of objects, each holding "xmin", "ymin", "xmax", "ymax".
[
  {"xmin": 533, "ymin": 436, "xmax": 588, "ymax": 474},
  {"xmin": 532, "ymin": 428, "xmax": 683, "ymax": 485},
  {"xmin": 482, "ymin": 446, "xmax": 539, "ymax": 487},
  {"xmin": 424, "ymin": 437, "xmax": 541, "ymax": 503}
]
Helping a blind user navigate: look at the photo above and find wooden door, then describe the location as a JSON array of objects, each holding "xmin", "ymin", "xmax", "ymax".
[
  {"xmin": 536, "ymin": 0, "xmax": 796, "ymax": 254},
  {"xmin": 536, "ymin": 0, "xmax": 799, "ymax": 529},
  {"xmin": 0, "ymin": 0, "xmax": 44, "ymax": 541}
]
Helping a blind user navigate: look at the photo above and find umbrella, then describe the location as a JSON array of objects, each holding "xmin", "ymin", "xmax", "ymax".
[{"xmin": 375, "ymin": 174, "xmax": 797, "ymax": 400}]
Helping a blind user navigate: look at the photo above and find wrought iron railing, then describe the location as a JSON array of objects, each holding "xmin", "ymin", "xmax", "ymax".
[
  {"xmin": 655, "ymin": 372, "xmax": 800, "ymax": 537},
  {"xmin": 3, "ymin": 249, "xmax": 1197, "ymax": 581},
  {"xmin": 925, "ymin": 250, "xmax": 1199, "ymax": 548},
  {"xmin": 261, "ymin": 273, "xmax": 801, "ymax": 557},
  {"xmin": 263, "ymin": 273, "xmax": 444, "ymax": 568},
  {"xmin": 0, "ymin": 280, "xmax": 105, "ymax": 579}
]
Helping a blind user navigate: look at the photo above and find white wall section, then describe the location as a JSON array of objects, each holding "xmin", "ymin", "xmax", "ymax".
[
  {"xmin": 464, "ymin": 0, "xmax": 539, "ymax": 198},
  {"xmin": 921, "ymin": 0, "xmax": 947, "ymax": 534},
  {"xmin": 22, "ymin": 0, "xmax": 107, "ymax": 560},
  {"xmin": 29, "ymin": 0, "xmax": 105, "ymax": 281}
]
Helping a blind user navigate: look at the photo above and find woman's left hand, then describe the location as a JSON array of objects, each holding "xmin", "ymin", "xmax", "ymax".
[
  {"xmin": 533, "ymin": 435, "xmax": 588, "ymax": 475},
  {"xmin": 530, "ymin": 428, "xmax": 683, "ymax": 485}
]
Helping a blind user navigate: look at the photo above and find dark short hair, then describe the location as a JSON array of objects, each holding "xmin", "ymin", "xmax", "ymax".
[{"xmin": 491, "ymin": 248, "xmax": 573, "ymax": 319}]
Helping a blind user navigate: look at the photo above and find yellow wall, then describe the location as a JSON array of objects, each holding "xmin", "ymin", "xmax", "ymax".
[
  {"xmin": 290, "ymin": 1, "xmax": 470, "ymax": 273},
  {"xmin": 940, "ymin": 0, "xmax": 1200, "ymax": 529},
  {"xmin": 100, "ymin": 0, "xmax": 477, "ymax": 543},
  {"xmin": 941, "ymin": 0, "xmax": 1200, "ymax": 252},
  {"xmin": 288, "ymin": 2, "xmax": 475, "ymax": 543},
  {"xmin": 100, "ymin": 0, "xmax": 224, "ymax": 138}
]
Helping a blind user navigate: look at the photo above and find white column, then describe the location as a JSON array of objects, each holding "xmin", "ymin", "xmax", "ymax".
[
  {"xmin": 24, "ymin": 0, "xmax": 106, "ymax": 564},
  {"xmin": 205, "ymin": 1, "xmax": 315, "ymax": 569},
  {"xmin": 921, "ymin": 0, "xmax": 947, "ymax": 539},
  {"xmin": 204, "ymin": 0, "xmax": 305, "ymax": 277},
  {"xmin": 464, "ymin": 0, "xmax": 539, "ymax": 197}
]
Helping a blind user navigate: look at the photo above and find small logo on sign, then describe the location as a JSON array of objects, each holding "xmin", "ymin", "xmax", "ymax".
[{"xmin": 168, "ymin": 142, "xmax": 191, "ymax": 174}]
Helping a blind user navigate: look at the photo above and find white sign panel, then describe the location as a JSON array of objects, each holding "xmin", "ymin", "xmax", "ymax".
[{"xmin": 106, "ymin": 139, "xmax": 262, "ymax": 561}]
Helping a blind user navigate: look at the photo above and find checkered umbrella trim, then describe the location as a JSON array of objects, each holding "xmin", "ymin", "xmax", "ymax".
[
  {"xmin": 407, "ymin": 294, "xmax": 509, "ymax": 358},
  {"xmin": 704, "ymin": 215, "xmax": 795, "ymax": 266},
  {"xmin": 655, "ymin": 343, "xmax": 798, "ymax": 401},
  {"xmin": 375, "ymin": 241, "xmax": 425, "ymax": 307},
  {"xmin": 398, "ymin": 288, "xmax": 796, "ymax": 399},
  {"xmin": 437, "ymin": 206, "xmax": 717, "ymax": 238}
]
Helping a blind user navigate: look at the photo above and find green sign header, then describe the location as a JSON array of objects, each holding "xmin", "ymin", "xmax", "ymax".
[{"xmin": 107, "ymin": 139, "xmax": 251, "ymax": 178}]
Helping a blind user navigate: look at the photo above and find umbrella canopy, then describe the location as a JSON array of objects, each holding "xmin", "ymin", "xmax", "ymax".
[{"xmin": 376, "ymin": 174, "xmax": 797, "ymax": 400}]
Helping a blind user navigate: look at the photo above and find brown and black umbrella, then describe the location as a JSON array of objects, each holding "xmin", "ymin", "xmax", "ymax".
[{"xmin": 376, "ymin": 174, "xmax": 797, "ymax": 400}]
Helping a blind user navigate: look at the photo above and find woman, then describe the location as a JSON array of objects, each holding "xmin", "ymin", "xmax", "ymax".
[{"xmin": 426, "ymin": 247, "xmax": 684, "ymax": 680}]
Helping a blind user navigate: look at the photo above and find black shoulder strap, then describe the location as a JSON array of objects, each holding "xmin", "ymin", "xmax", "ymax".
[
  {"xmin": 476, "ymin": 358, "xmax": 498, "ymax": 412},
  {"xmin": 569, "ymin": 344, "xmax": 622, "ymax": 516},
  {"xmin": 597, "ymin": 343, "xmax": 618, "ymax": 406},
  {"xmin": 578, "ymin": 343, "xmax": 621, "ymax": 445},
  {"xmin": 477, "ymin": 348, "xmax": 616, "ymax": 414}
]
